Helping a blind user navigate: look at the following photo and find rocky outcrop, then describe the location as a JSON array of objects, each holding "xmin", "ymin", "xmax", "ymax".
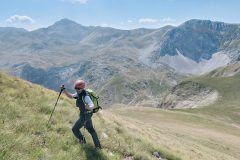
[
  {"xmin": 159, "ymin": 81, "xmax": 218, "ymax": 109},
  {"xmin": 205, "ymin": 61, "xmax": 240, "ymax": 77}
]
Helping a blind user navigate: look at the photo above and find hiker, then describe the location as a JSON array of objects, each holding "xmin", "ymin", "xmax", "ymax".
[{"xmin": 61, "ymin": 80, "xmax": 101, "ymax": 149}]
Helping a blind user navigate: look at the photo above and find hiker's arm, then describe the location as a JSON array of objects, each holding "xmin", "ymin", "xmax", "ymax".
[
  {"xmin": 62, "ymin": 89, "xmax": 74, "ymax": 99},
  {"xmin": 84, "ymin": 96, "xmax": 94, "ymax": 111}
]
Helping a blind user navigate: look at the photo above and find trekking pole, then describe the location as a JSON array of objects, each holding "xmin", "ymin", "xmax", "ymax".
[{"xmin": 48, "ymin": 85, "xmax": 64, "ymax": 124}]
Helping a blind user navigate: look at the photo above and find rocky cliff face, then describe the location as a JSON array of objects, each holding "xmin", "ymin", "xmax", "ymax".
[
  {"xmin": 151, "ymin": 19, "xmax": 240, "ymax": 62},
  {"xmin": 159, "ymin": 81, "xmax": 219, "ymax": 109}
]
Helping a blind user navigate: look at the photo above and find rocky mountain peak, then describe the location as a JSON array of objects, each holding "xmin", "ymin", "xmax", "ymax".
[
  {"xmin": 46, "ymin": 18, "xmax": 87, "ymax": 32},
  {"xmin": 150, "ymin": 19, "xmax": 240, "ymax": 64},
  {"xmin": 180, "ymin": 19, "xmax": 235, "ymax": 34},
  {"xmin": 51, "ymin": 18, "xmax": 82, "ymax": 28}
]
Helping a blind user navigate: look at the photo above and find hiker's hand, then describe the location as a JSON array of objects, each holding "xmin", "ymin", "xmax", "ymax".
[
  {"xmin": 60, "ymin": 85, "xmax": 65, "ymax": 91},
  {"xmin": 85, "ymin": 104, "xmax": 93, "ymax": 111}
]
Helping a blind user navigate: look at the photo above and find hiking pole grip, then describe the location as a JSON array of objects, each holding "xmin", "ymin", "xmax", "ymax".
[
  {"xmin": 61, "ymin": 84, "xmax": 65, "ymax": 91},
  {"xmin": 47, "ymin": 86, "xmax": 64, "ymax": 124}
]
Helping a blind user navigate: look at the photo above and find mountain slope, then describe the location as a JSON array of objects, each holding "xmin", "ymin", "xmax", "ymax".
[
  {"xmin": 1, "ymin": 67, "xmax": 240, "ymax": 160},
  {"xmin": 159, "ymin": 69, "xmax": 240, "ymax": 125},
  {"xmin": 0, "ymin": 72, "xmax": 180, "ymax": 160},
  {"xmin": 185, "ymin": 73, "xmax": 240, "ymax": 123},
  {"xmin": 159, "ymin": 81, "xmax": 219, "ymax": 109},
  {"xmin": 13, "ymin": 55, "xmax": 184, "ymax": 107},
  {"xmin": 112, "ymin": 105, "xmax": 240, "ymax": 160},
  {"xmin": 0, "ymin": 19, "xmax": 182, "ymax": 107},
  {"xmin": 149, "ymin": 19, "xmax": 240, "ymax": 74},
  {"xmin": 205, "ymin": 61, "xmax": 240, "ymax": 77},
  {"xmin": 151, "ymin": 19, "xmax": 240, "ymax": 62},
  {"xmin": 112, "ymin": 71, "xmax": 240, "ymax": 160}
]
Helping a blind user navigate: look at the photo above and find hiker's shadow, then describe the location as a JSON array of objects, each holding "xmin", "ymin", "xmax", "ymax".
[{"xmin": 83, "ymin": 145, "xmax": 108, "ymax": 160}]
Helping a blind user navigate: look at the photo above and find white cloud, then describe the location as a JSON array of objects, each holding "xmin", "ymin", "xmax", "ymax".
[
  {"xmin": 6, "ymin": 15, "xmax": 34, "ymax": 24},
  {"xmin": 159, "ymin": 17, "xmax": 180, "ymax": 26},
  {"xmin": 4, "ymin": 15, "xmax": 38, "ymax": 30},
  {"xmin": 127, "ymin": 20, "xmax": 133, "ymax": 23},
  {"xmin": 63, "ymin": 0, "xmax": 88, "ymax": 4},
  {"xmin": 99, "ymin": 23, "xmax": 116, "ymax": 28},
  {"xmin": 139, "ymin": 18, "xmax": 159, "ymax": 23},
  {"xmin": 99, "ymin": 23, "xmax": 109, "ymax": 27},
  {"xmin": 162, "ymin": 17, "xmax": 172, "ymax": 23}
]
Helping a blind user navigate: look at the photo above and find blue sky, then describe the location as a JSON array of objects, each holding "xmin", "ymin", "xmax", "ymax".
[{"xmin": 0, "ymin": 0, "xmax": 239, "ymax": 30}]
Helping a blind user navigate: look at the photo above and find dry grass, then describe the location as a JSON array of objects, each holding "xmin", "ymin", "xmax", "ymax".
[
  {"xmin": 1, "ymin": 71, "xmax": 240, "ymax": 160},
  {"xmin": 0, "ymin": 72, "xmax": 180, "ymax": 160},
  {"xmin": 107, "ymin": 106, "xmax": 240, "ymax": 160}
]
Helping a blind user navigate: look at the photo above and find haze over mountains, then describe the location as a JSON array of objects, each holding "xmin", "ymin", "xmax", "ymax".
[{"xmin": 0, "ymin": 18, "xmax": 240, "ymax": 106}]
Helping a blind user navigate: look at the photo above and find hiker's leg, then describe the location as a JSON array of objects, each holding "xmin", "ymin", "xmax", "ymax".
[
  {"xmin": 72, "ymin": 115, "xmax": 85, "ymax": 142},
  {"xmin": 85, "ymin": 114, "xmax": 101, "ymax": 148}
]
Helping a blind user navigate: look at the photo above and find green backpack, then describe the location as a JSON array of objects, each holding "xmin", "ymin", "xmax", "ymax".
[{"xmin": 85, "ymin": 89, "xmax": 102, "ymax": 113}]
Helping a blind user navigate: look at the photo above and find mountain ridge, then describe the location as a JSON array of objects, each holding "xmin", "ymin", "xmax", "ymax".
[{"xmin": 0, "ymin": 18, "xmax": 240, "ymax": 106}]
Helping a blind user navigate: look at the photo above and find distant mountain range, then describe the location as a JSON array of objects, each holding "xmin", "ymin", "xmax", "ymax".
[{"xmin": 0, "ymin": 18, "xmax": 240, "ymax": 106}]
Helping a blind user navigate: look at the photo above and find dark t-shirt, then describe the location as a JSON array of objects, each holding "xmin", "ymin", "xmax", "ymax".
[{"xmin": 73, "ymin": 90, "xmax": 89, "ymax": 114}]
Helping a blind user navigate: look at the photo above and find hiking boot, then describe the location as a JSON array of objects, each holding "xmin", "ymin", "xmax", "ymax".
[
  {"xmin": 79, "ymin": 137, "xmax": 86, "ymax": 144},
  {"xmin": 95, "ymin": 145, "xmax": 102, "ymax": 150}
]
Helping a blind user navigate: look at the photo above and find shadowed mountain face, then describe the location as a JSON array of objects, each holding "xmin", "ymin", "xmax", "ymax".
[
  {"xmin": 147, "ymin": 19, "xmax": 240, "ymax": 74},
  {"xmin": 0, "ymin": 19, "xmax": 240, "ymax": 106},
  {"xmin": 152, "ymin": 20, "xmax": 240, "ymax": 61}
]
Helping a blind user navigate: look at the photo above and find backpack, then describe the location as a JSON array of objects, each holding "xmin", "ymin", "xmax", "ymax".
[{"xmin": 85, "ymin": 89, "xmax": 102, "ymax": 113}]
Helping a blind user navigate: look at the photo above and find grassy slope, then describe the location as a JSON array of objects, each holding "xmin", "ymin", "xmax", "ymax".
[
  {"xmin": 0, "ymin": 72, "xmax": 180, "ymax": 160},
  {"xmin": 188, "ymin": 74, "xmax": 240, "ymax": 123},
  {"xmin": 1, "ymin": 71, "xmax": 240, "ymax": 160},
  {"xmin": 109, "ymin": 73, "xmax": 240, "ymax": 160}
]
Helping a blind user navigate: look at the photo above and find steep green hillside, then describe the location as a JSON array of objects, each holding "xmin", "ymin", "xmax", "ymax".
[
  {"xmin": 160, "ymin": 71, "xmax": 240, "ymax": 123},
  {"xmin": 112, "ymin": 73, "xmax": 240, "ymax": 160},
  {"xmin": 186, "ymin": 73, "xmax": 240, "ymax": 123},
  {"xmin": 0, "ymin": 72, "xmax": 180, "ymax": 160},
  {"xmin": 111, "ymin": 106, "xmax": 240, "ymax": 160},
  {"xmin": 1, "ymin": 71, "xmax": 239, "ymax": 160}
]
